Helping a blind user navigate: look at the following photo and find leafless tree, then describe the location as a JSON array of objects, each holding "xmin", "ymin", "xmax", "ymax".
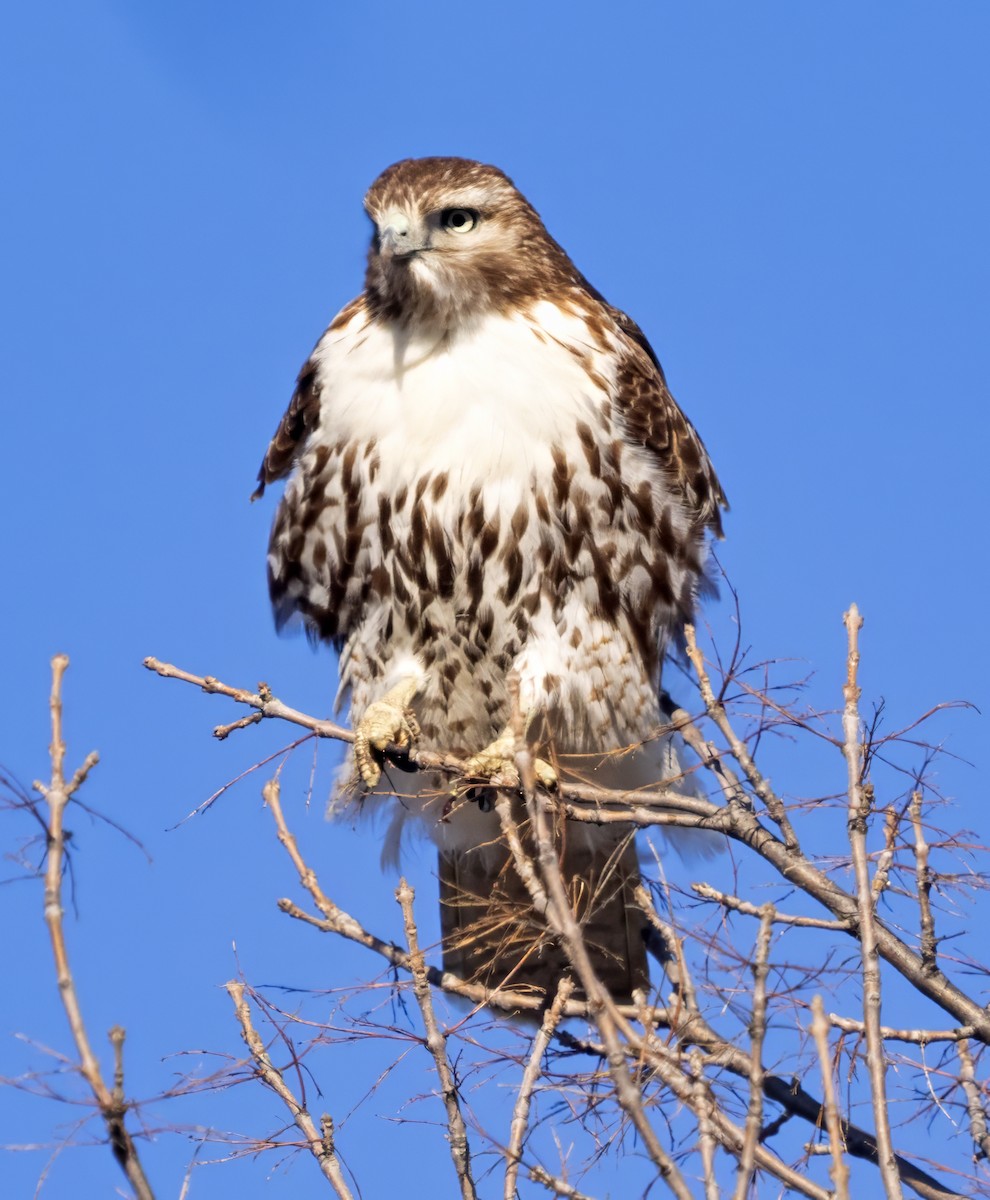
[{"xmin": 5, "ymin": 602, "xmax": 989, "ymax": 1198}]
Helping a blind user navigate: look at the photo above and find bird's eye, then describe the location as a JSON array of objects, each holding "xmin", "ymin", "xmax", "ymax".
[{"xmin": 441, "ymin": 208, "xmax": 479, "ymax": 234}]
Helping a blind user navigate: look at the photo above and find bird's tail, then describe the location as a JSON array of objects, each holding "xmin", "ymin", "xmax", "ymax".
[{"xmin": 437, "ymin": 805, "xmax": 649, "ymax": 1005}]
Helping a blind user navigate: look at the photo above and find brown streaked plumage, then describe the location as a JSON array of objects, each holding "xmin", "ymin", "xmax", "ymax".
[{"xmin": 256, "ymin": 157, "xmax": 727, "ymax": 1004}]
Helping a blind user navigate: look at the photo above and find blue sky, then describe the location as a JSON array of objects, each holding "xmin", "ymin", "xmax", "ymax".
[{"xmin": 2, "ymin": 3, "xmax": 989, "ymax": 1197}]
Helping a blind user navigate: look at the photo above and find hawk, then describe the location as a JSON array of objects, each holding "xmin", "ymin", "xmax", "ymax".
[{"xmin": 255, "ymin": 157, "xmax": 726, "ymax": 1004}]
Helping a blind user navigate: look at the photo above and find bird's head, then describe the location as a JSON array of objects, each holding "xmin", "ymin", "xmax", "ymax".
[{"xmin": 363, "ymin": 157, "xmax": 574, "ymax": 328}]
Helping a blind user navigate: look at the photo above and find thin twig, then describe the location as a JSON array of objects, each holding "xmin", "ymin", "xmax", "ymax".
[
  {"xmin": 574, "ymin": 1014, "xmax": 962, "ymax": 1200},
  {"xmin": 638, "ymin": 922, "xmax": 963, "ymax": 1199},
  {"xmin": 667, "ymin": 692, "xmax": 990, "ymax": 1041},
  {"xmin": 620, "ymin": 1019, "xmax": 832, "ymax": 1198},
  {"xmin": 810, "ymin": 995, "xmax": 850, "ymax": 1200},
  {"xmin": 34, "ymin": 655, "xmax": 155, "ymax": 1200},
  {"xmin": 842, "ymin": 605, "xmax": 902, "ymax": 1199},
  {"xmin": 871, "ymin": 806, "xmax": 901, "ymax": 901},
  {"xmin": 633, "ymin": 868, "xmax": 955, "ymax": 1199},
  {"xmin": 529, "ymin": 1164, "xmax": 598, "ymax": 1200},
  {"xmin": 690, "ymin": 1049, "xmax": 721, "ymax": 1200},
  {"xmin": 397, "ymin": 879, "xmax": 477, "ymax": 1200},
  {"xmin": 684, "ymin": 623, "xmax": 799, "ymax": 850},
  {"xmin": 503, "ymin": 679, "xmax": 696, "ymax": 1200},
  {"xmin": 634, "ymin": 887, "xmax": 821, "ymax": 1194},
  {"xmin": 504, "ymin": 977, "xmax": 574, "ymax": 1200},
  {"xmin": 910, "ymin": 791, "xmax": 938, "ymax": 975},
  {"xmin": 827, "ymin": 1015, "xmax": 976, "ymax": 1044},
  {"xmin": 497, "ymin": 796, "xmax": 690, "ymax": 1196},
  {"xmin": 143, "ymin": 657, "xmax": 350, "ymax": 736},
  {"xmin": 144, "ymin": 656, "xmax": 720, "ymax": 820},
  {"xmin": 732, "ymin": 904, "xmax": 774, "ymax": 1200},
  {"xmin": 214, "ymin": 712, "xmax": 264, "ymax": 740},
  {"xmin": 635, "ymin": 885, "xmax": 701, "ymax": 1015},
  {"xmin": 226, "ymin": 981, "xmax": 354, "ymax": 1198},
  {"xmin": 692, "ymin": 883, "xmax": 851, "ymax": 930},
  {"xmin": 662, "ymin": 694, "xmax": 751, "ymax": 811}
]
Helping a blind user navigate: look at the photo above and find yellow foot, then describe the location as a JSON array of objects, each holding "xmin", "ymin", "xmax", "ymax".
[
  {"xmin": 460, "ymin": 731, "xmax": 557, "ymax": 793},
  {"xmin": 353, "ymin": 678, "xmax": 421, "ymax": 787}
]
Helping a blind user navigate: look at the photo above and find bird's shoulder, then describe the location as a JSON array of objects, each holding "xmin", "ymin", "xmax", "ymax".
[
  {"xmin": 590, "ymin": 292, "xmax": 728, "ymax": 535},
  {"xmin": 252, "ymin": 296, "xmax": 367, "ymax": 499}
]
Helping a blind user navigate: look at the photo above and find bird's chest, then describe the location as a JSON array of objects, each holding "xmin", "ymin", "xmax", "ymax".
[
  {"xmin": 314, "ymin": 308, "xmax": 614, "ymax": 500},
  {"xmin": 276, "ymin": 310, "xmax": 638, "ymax": 727}
]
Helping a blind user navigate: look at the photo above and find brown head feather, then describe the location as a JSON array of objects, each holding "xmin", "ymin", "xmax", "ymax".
[{"xmin": 363, "ymin": 156, "xmax": 579, "ymax": 326}]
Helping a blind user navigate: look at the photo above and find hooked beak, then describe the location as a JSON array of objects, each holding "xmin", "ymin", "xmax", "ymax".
[{"xmin": 378, "ymin": 209, "xmax": 428, "ymax": 258}]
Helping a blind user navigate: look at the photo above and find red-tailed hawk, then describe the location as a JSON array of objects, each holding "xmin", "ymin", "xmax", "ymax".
[{"xmin": 255, "ymin": 157, "xmax": 726, "ymax": 1003}]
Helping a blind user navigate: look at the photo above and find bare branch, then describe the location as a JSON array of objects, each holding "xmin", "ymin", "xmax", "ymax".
[
  {"xmin": 146, "ymin": 653, "xmax": 990, "ymax": 1045},
  {"xmin": 634, "ymin": 884, "xmax": 701, "ymax": 1016},
  {"xmin": 529, "ymin": 1165, "xmax": 599, "ymax": 1200},
  {"xmin": 133, "ymin": 609, "xmax": 986, "ymax": 1200},
  {"xmin": 504, "ymin": 977, "xmax": 574, "ymax": 1200},
  {"xmin": 662, "ymin": 694, "xmax": 750, "ymax": 811},
  {"xmin": 36, "ymin": 654, "xmax": 155, "ymax": 1200},
  {"xmin": 144, "ymin": 656, "xmax": 721, "ymax": 821},
  {"xmin": 810, "ymin": 995, "xmax": 850, "ymax": 1200},
  {"xmin": 692, "ymin": 882, "xmax": 851, "ymax": 931},
  {"xmin": 226, "ymin": 981, "xmax": 354, "ymax": 1198},
  {"xmin": 502, "ymin": 683, "xmax": 697, "ymax": 1200},
  {"xmin": 261, "ymin": 776, "xmax": 659, "ymax": 1025},
  {"xmin": 690, "ymin": 1049, "xmax": 721, "ymax": 1200},
  {"xmin": 664, "ymin": 691, "xmax": 990, "ymax": 1042},
  {"xmin": 496, "ymin": 802, "xmax": 692, "ymax": 1195},
  {"xmin": 396, "ymin": 879, "xmax": 478, "ymax": 1200},
  {"xmin": 842, "ymin": 605, "xmax": 902, "ymax": 1199},
  {"xmin": 871, "ymin": 806, "xmax": 901, "ymax": 901},
  {"xmin": 957, "ymin": 1040, "xmax": 990, "ymax": 1162},
  {"xmin": 213, "ymin": 712, "xmax": 264, "ymax": 739},
  {"xmin": 827, "ymin": 1015, "xmax": 977, "ymax": 1045},
  {"xmin": 910, "ymin": 791, "xmax": 938, "ymax": 975},
  {"xmin": 638, "ymin": 912, "xmax": 965, "ymax": 1199},
  {"xmin": 684, "ymin": 623, "xmax": 799, "ymax": 849},
  {"xmin": 732, "ymin": 904, "xmax": 774, "ymax": 1200}
]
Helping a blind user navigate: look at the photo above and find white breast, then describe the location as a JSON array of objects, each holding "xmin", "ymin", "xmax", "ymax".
[{"xmin": 312, "ymin": 303, "xmax": 615, "ymax": 490}]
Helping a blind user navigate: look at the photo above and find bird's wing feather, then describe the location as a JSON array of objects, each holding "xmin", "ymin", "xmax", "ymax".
[
  {"xmin": 252, "ymin": 359, "xmax": 322, "ymax": 500},
  {"xmin": 610, "ymin": 307, "xmax": 728, "ymax": 537}
]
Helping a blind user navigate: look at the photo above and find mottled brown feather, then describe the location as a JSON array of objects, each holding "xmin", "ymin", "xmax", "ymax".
[
  {"xmin": 252, "ymin": 358, "xmax": 322, "ymax": 500},
  {"xmin": 610, "ymin": 321, "xmax": 728, "ymax": 538}
]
